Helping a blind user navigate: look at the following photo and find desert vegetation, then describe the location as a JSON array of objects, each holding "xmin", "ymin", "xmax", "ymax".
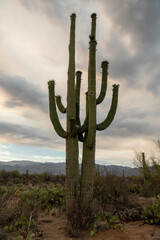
[
  {"xmin": 0, "ymin": 157, "xmax": 160, "ymax": 239},
  {"xmin": 0, "ymin": 171, "xmax": 65, "ymax": 240}
]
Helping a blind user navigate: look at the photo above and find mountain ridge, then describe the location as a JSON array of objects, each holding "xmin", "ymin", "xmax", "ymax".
[{"xmin": 0, "ymin": 161, "xmax": 139, "ymax": 176}]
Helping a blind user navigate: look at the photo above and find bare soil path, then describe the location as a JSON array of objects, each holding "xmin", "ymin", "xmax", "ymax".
[{"xmin": 34, "ymin": 212, "xmax": 160, "ymax": 240}]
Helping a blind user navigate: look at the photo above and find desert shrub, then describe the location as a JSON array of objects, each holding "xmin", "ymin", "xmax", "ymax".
[
  {"xmin": 19, "ymin": 184, "xmax": 65, "ymax": 211},
  {"xmin": 52, "ymin": 174, "xmax": 65, "ymax": 185},
  {"xmin": 3, "ymin": 184, "xmax": 65, "ymax": 238},
  {"xmin": 96, "ymin": 210, "xmax": 123, "ymax": 229},
  {"xmin": 38, "ymin": 185, "xmax": 65, "ymax": 210},
  {"xmin": 8, "ymin": 230, "xmax": 33, "ymax": 240},
  {"xmin": 0, "ymin": 170, "xmax": 26, "ymax": 185},
  {"xmin": 0, "ymin": 170, "xmax": 65, "ymax": 187},
  {"xmin": 147, "ymin": 173, "xmax": 160, "ymax": 196},
  {"xmin": 4, "ymin": 215, "xmax": 36, "ymax": 233},
  {"xmin": 29, "ymin": 173, "xmax": 65, "ymax": 186},
  {"xmin": 94, "ymin": 168, "xmax": 131, "ymax": 209},
  {"xmin": 11, "ymin": 170, "xmax": 20, "ymax": 178},
  {"xmin": 90, "ymin": 210, "xmax": 123, "ymax": 236},
  {"xmin": 0, "ymin": 170, "xmax": 11, "ymax": 184},
  {"xmin": 0, "ymin": 186, "xmax": 19, "ymax": 226},
  {"xmin": 18, "ymin": 188, "xmax": 38, "ymax": 217},
  {"xmin": 142, "ymin": 194, "xmax": 160, "ymax": 224},
  {"xmin": 133, "ymin": 151, "xmax": 160, "ymax": 197},
  {"xmin": 126, "ymin": 175, "xmax": 144, "ymax": 187},
  {"xmin": 38, "ymin": 172, "xmax": 51, "ymax": 182},
  {"xmin": 129, "ymin": 183, "xmax": 142, "ymax": 194},
  {"xmin": 125, "ymin": 174, "xmax": 160, "ymax": 198}
]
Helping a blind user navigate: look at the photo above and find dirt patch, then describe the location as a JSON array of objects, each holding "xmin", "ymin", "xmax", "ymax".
[
  {"xmin": 91, "ymin": 222, "xmax": 160, "ymax": 240},
  {"xmin": 36, "ymin": 214, "xmax": 68, "ymax": 240},
  {"xmin": 32, "ymin": 213, "xmax": 160, "ymax": 240}
]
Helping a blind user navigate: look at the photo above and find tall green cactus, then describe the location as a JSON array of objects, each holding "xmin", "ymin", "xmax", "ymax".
[
  {"xmin": 48, "ymin": 14, "xmax": 79, "ymax": 217},
  {"xmin": 80, "ymin": 14, "xmax": 119, "ymax": 210},
  {"xmin": 48, "ymin": 13, "xmax": 119, "ymax": 218}
]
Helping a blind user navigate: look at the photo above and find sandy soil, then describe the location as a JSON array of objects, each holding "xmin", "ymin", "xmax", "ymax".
[{"xmin": 33, "ymin": 211, "xmax": 160, "ymax": 240}]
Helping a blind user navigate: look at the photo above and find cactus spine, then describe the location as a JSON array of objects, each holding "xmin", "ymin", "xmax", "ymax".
[{"xmin": 48, "ymin": 13, "xmax": 119, "ymax": 217}]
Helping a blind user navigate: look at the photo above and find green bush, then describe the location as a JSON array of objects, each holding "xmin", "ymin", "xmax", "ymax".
[
  {"xmin": 4, "ymin": 216, "xmax": 36, "ymax": 233},
  {"xmin": 142, "ymin": 194, "xmax": 160, "ymax": 224},
  {"xmin": 94, "ymin": 168, "xmax": 132, "ymax": 209},
  {"xmin": 129, "ymin": 184, "xmax": 142, "ymax": 194},
  {"xmin": 38, "ymin": 185, "xmax": 65, "ymax": 210},
  {"xmin": 90, "ymin": 210, "xmax": 123, "ymax": 236},
  {"xmin": 0, "ymin": 170, "xmax": 65, "ymax": 186},
  {"xmin": 19, "ymin": 185, "xmax": 65, "ymax": 211},
  {"xmin": 3, "ymin": 184, "xmax": 65, "ymax": 238},
  {"xmin": 96, "ymin": 210, "xmax": 123, "ymax": 230}
]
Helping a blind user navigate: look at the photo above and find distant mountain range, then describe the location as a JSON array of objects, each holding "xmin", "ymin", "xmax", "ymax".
[{"xmin": 0, "ymin": 161, "xmax": 140, "ymax": 176}]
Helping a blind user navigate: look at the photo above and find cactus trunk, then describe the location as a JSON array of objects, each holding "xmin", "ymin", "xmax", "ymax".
[
  {"xmin": 80, "ymin": 14, "xmax": 119, "ymax": 211},
  {"xmin": 65, "ymin": 14, "xmax": 79, "ymax": 217},
  {"xmin": 81, "ymin": 141, "xmax": 95, "ymax": 209},
  {"xmin": 80, "ymin": 14, "xmax": 97, "ymax": 210}
]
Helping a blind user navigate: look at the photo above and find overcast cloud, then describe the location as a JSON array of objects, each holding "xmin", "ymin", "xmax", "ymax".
[
  {"xmin": 0, "ymin": 0, "xmax": 160, "ymax": 166},
  {"xmin": 0, "ymin": 74, "xmax": 48, "ymax": 111}
]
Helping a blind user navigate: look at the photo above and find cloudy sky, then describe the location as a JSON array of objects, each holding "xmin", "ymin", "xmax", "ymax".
[{"xmin": 0, "ymin": 0, "xmax": 160, "ymax": 167}]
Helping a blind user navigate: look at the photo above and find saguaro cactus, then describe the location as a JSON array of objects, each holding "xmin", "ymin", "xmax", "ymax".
[
  {"xmin": 48, "ymin": 14, "xmax": 79, "ymax": 217},
  {"xmin": 80, "ymin": 14, "xmax": 119, "ymax": 210},
  {"xmin": 48, "ymin": 13, "xmax": 119, "ymax": 218}
]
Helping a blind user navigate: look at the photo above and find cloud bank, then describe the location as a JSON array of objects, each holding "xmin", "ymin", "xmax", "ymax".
[{"xmin": 0, "ymin": 0, "xmax": 160, "ymax": 166}]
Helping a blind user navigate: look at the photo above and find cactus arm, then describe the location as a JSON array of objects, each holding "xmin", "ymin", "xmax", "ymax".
[
  {"xmin": 142, "ymin": 152, "xmax": 150, "ymax": 180},
  {"xmin": 79, "ymin": 92, "xmax": 88, "ymax": 134},
  {"xmin": 48, "ymin": 80, "xmax": 67, "ymax": 138},
  {"xmin": 97, "ymin": 84, "xmax": 119, "ymax": 131},
  {"xmin": 75, "ymin": 71, "xmax": 85, "ymax": 142},
  {"xmin": 79, "ymin": 117, "xmax": 88, "ymax": 134},
  {"xmin": 96, "ymin": 61, "xmax": 109, "ymax": 105},
  {"xmin": 75, "ymin": 72, "xmax": 87, "ymax": 139},
  {"xmin": 56, "ymin": 95, "xmax": 66, "ymax": 113},
  {"xmin": 75, "ymin": 71, "xmax": 82, "ymax": 126},
  {"xmin": 78, "ymin": 134, "xmax": 85, "ymax": 142},
  {"xmin": 87, "ymin": 14, "xmax": 97, "ymax": 148}
]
